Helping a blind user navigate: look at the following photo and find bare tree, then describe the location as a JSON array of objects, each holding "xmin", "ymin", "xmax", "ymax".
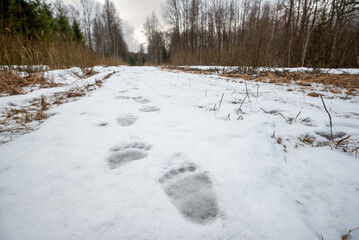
[
  {"xmin": 159, "ymin": 0, "xmax": 359, "ymax": 67},
  {"xmin": 80, "ymin": 0, "xmax": 95, "ymax": 50}
]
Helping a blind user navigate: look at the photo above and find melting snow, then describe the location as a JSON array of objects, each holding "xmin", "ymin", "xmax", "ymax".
[{"xmin": 0, "ymin": 66, "xmax": 358, "ymax": 240}]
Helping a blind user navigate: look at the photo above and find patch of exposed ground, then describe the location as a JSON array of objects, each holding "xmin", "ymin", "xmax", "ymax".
[
  {"xmin": 82, "ymin": 68, "xmax": 98, "ymax": 78},
  {"xmin": 0, "ymin": 70, "xmax": 59, "ymax": 95}
]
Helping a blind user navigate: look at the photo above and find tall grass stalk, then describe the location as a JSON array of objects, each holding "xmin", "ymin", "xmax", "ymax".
[{"xmin": 0, "ymin": 33, "xmax": 125, "ymax": 69}]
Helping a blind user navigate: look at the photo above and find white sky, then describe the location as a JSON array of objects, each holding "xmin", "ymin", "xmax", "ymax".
[
  {"xmin": 112, "ymin": 0, "xmax": 165, "ymax": 52},
  {"xmin": 60, "ymin": 0, "xmax": 165, "ymax": 52}
]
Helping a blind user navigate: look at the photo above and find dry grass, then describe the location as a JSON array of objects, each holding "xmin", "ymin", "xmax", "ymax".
[
  {"xmin": 300, "ymin": 135, "xmax": 316, "ymax": 145},
  {"xmin": 0, "ymin": 70, "xmax": 59, "ymax": 95},
  {"xmin": 320, "ymin": 136, "xmax": 359, "ymax": 158},
  {"xmin": 82, "ymin": 68, "xmax": 98, "ymax": 78},
  {"xmin": 0, "ymin": 34, "xmax": 126, "ymax": 69},
  {"xmin": 0, "ymin": 71, "xmax": 116, "ymax": 143},
  {"xmin": 307, "ymin": 92, "xmax": 321, "ymax": 97},
  {"xmin": 166, "ymin": 66, "xmax": 359, "ymax": 94},
  {"xmin": 0, "ymin": 97, "xmax": 50, "ymax": 128},
  {"xmin": 342, "ymin": 227, "xmax": 359, "ymax": 240}
]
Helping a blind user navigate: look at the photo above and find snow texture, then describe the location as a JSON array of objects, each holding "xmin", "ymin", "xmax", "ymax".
[
  {"xmin": 0, "ymin": 66, "xmax": 359, "ymax": 240},
  {"xmin": 0, "ymin": 65, "xmax": 50, "ymax": 71},
  {"xmin": 43, "ymin": 67, "xmax": 84, "ymax": 84}
]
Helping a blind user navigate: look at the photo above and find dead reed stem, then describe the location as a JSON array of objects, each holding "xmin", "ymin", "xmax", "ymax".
[
  {"xmin": 217, "ymin": 93, "xmax": 224, "ymax": 112},
  {"xmin": 320, "ymin": 95, "xmax": 333, "ymax": 141}
]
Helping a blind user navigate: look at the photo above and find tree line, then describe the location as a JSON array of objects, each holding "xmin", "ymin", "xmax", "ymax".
[
  {"xmin": 0, "ymin": 0, "xmax": 129, "ymax": 67},
  {"xmin": 145, "ymin": 0, "xmax": 359, "ymax": 67},
  {"xmin": 77, "ymin": 0, "xmax": 128, "ymax": 60}
]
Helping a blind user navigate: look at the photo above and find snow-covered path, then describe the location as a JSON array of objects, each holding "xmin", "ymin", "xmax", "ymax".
[{"xmin": 1, "ymin": 66, "xmax": 359, "ymax": 240}]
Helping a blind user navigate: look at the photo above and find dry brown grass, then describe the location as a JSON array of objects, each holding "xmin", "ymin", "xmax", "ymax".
[
  {"xmin": 0, "ymin": 70, "xmax": 59, "ymax": 95},
  {"xmin": 166, "ymin": 66, "xmax": 359, "ymax": 94},
  {"xmin": 82, "ymin": 68, "xmax": 98, "ymax": 78},
  {"xmin": 342, "ymin": 227, "xmax": 359, "ymax": 240},
  {"xmin": 0, "ymin": 71, "xmax": 116, "ymax": 143},
  {"xmin": 319, "ymin": 136, "xmax": 359, "ymax": 158},
  {"xmin": 307, "ymin": 92, "xmax": 321, "ymax": 97},
  {"xmin": 0, "ymin": 34, "xmax": 126, "ymax": 69}
]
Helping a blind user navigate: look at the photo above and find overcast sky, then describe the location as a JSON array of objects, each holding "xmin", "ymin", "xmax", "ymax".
[
  {"xmin": 61, "ymin": 0, "xmax": 165, "ymax": 52},
  {"xmin": 113, "ymin": 0, "xmax": 165, "ymax": 52}
]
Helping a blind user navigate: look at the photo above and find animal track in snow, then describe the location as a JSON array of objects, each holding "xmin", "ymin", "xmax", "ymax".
[
  {"xmin": 132, "ymin": 96, "xmax": 150, "ymax": 104},
  {"xmin": 115, "ymin": 95, "xmax": 131, "ymax": 100},
  {"xmin": 139, "ymin": 106, "xmax": 160, "ymax": 112},
  {"xmin": 159, "ymin": 163, "xmax": 219, "ymax": 224},
  {"xmin": 315, "ymin": 131, "xmax": 346, "ymax": 140},
  {"xmin": 107, "ymin": 141, "xmax": 152, "ymax": 169},
  {"xmin": 116, "ymin": 114, "xmax": 137, "ymax": 126}
]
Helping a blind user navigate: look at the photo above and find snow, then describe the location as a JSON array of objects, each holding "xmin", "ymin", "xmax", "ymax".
[
  {"xmin": 0, "ymin": 65, "xmax": 50, "ymax": 71},
  {"xmin": 43, "ymin": 67, "xmax": 84, "ymax": 84},
  {"xmin": 0, "ymin": 67, "xmax": 117, "ymax": 115},
  {"xmin": 0, "ymin": 66, "xmax": 359, "ymax": 240}
]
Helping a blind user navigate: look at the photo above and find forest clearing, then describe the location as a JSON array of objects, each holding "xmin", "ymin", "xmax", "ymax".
[
  {"xmin": 1, "ymin": 0, "xmax": 359, "ymax": 239},
  {"xmin": 0, "ymin": 66, "xmax": 359, "ymax": 240}
]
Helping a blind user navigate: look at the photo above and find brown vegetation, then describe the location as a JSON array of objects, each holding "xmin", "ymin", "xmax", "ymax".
[
  {"xmin": 166, "ymin": 66, "xmax": 359, "ymax": 93},
  {"xmin": 0, "ymin": 71, "xmax": 116, "ymax": 143},
  {"xmin": 0, "ymin": 34, "xmax": 125, "ymax": 70},
  {"xmin": 82, "ymin": 68, "xmax": 98, "ymax": 78},
  {"xmin": 0, "ymin": 70, "xmax": 59, "ymax": 95}
]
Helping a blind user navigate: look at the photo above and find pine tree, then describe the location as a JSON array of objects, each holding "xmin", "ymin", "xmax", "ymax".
[{"xmin": 72, "ymin": 20, "xmax": 84, "ymax": 43}]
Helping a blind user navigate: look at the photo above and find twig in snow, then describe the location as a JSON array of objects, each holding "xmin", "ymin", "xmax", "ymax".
[
  {"xmin": 336, "ymin": 136, "xmax": 350, "ymax": 148},
  {"xmin": 227, "ymin": 113, "xmax": 231, "ymax": 120},
  {"xmin": 318, "ymin": 136, "xmax": 358, "ymax": 158},
  {"xmin": 256, "ymin": 84, "xmax": 259, "ymax": 98},
  {"xmin": 319, "ymin": 95, "xmax": 333, "ymax": 141},
  {"xmin": 274, "ymin": 112, "xmax": 289, "ymax": 124},
  {"xmin": 245, "ymin": 82, "xmax": 251, "ymax": 104},
  {"xmin": 295, "ymin": 111, "xmax": 302, "ymax": 121},
  {"xmin": 217, "ymin": 93, "xmax": 224, "ymax": 112},
  {"xmin": 260, "ymin": 107, "xmax": 269, "ymax": 113},
  {"xmin": 212, "ymin": 104, "xmax": 217, "ymax": 111},
  {"xmin": 271, "ymin": 131, "xmax": 276, "ymax": 138},
  {"xmin": 342, "ymin": 227, "xmax": 359, "ymax": 240},
  {"xmin": 237, "ymin": 115, "xmax": 243, "ymax": 120},
  {"xmin": 237, "ymin": 94, "xmax": 248, "ymax": 114},
  {"xmin": 301, "ymin": 117, "xmax": 310, "ymax": 123}
]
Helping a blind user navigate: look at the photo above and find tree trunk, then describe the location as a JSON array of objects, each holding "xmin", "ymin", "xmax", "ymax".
[{"xmin": 301, "ymin": 1, "xmax": 318, "ymax": 67}]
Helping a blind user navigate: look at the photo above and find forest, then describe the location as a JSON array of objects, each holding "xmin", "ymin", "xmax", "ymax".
[
  {"xmin": 1, "ymin": 0, "xmax": 359, "ymax": 68},
  {"xmin": 0, "ymin": 0, "xmax": 128, "ymax": 68},
  {"xmin": 145, "ymin": 0, "xmax": 359, "ymax": 67}
]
